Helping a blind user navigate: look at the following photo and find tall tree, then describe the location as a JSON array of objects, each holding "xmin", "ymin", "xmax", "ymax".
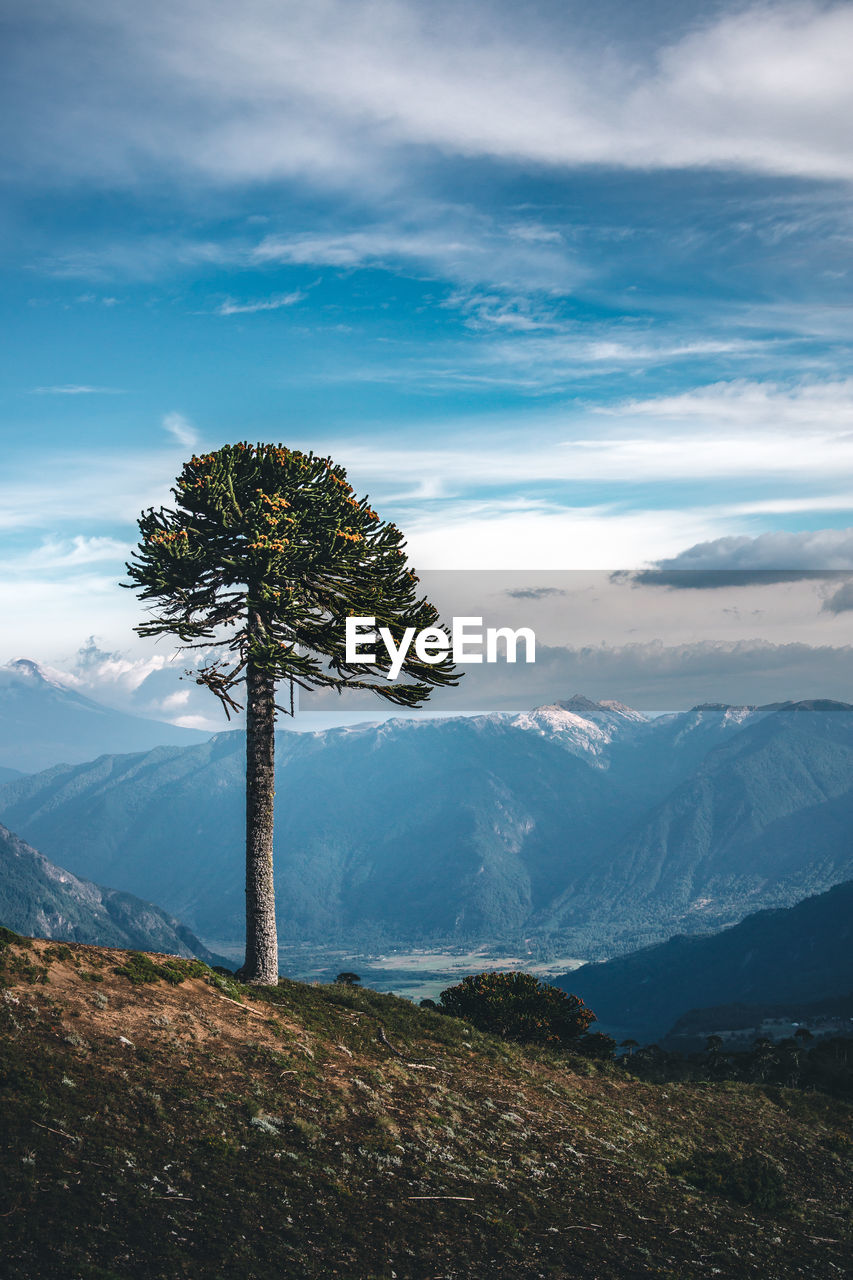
[{"xmin": 125, "ymin": 443, "xmax": 458, "ymax": 984}]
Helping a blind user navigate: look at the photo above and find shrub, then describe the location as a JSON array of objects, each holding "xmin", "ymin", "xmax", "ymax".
[
  {"xmin": 573, "ymin": 1030, "xmax": 617, "ymax": 1060},
  {"xmin": 436, "ymin": 971, "xmax": 595, "ymax": 1048}
]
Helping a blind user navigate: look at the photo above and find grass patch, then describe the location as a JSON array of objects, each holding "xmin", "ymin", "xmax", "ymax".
[
  {"xmin": 674, "ymin": 1149, "xmax": 787, "ymax": 1211},
  {"xmin": 112, "ymin": 952, "xmax": 210, "ymax": 986}
]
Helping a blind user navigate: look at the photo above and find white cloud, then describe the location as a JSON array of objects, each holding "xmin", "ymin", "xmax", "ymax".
[
  {"xmin": 399, "ymin": 500, "xmax": 731, "ymax": 570},
  {"xmin": 0, "ymin": 573, "xmax": 140, "ymax": 663},
  {"xmin": 37, "ymin": 205, "xmax": 584, "ymax": 296},
  {"xmin": 251, "ymin": 216, "xmax": 583, "ymax": 293},
  {"xmin": 443, "ymin": 290, "xmax": 560, "ymax": 332},
  {"xmin": 216, "ymin": 290, "xmax": 304, "ymax": 316},
  {"xmin": 39, "ymin": 639, "xmax": 226, "ymax": 729},
  {"xmin": 0, "ymin": 448, "xmax": 185, "ymax": 529},
  {"xmin": 160, "ymin": 689, "xmax": 191, "ymax": 709},
  {"xmin": 170, "ymin": 713, "xmax": 221, "ymax": 730},
  {"xmin": 611, "ymin": 378, "xmax": 853, "ymax": 430},
  {"xmin": 3, "ymin": 536, "xmax": 133, "ymax": 574},
  {"xmin": 31, "ymin": 384, "xmax": 124, "ymax": 395},
  {"xmin": 424, "ymin": 334, "xmax": 772, "ymax": 391},
  {"xmin": 10, "ymin": 1, "xmax": 853, "ymax": 189},
  {"xmin": 44, "ymin": 641, "xmax": 172, "ymax": 695},
  {"xmin": 334, "ymin": 398, "xmax": 853, "ymax": 495},
  {"xmin": 162, "ymin": 411, "xmax": 200, "ymax": 448}
]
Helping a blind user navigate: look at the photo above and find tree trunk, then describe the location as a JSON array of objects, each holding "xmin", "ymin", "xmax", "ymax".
[{"xmin": 241, "ymin": 624, "xmax": 279, "ymax": 985}]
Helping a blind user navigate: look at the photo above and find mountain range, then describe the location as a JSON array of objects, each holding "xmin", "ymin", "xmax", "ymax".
[
  {"xmin": 1, "ymin": 677, "xmax": 852, "ymax": 957},
  {"xmin": 559, "ymin": 879, "xmax": 853, "ymax": 1042},
  {"xmin": 0, "ymin": 658, "xmax": 210, "ymax": 772},
  {"xmin": 0, "ymin": 821, "xmax": 226, "ymax": 964}
]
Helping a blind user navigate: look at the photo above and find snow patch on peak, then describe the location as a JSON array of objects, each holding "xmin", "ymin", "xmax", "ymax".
[
  {"xmin": 721, "ymin": 705, "xmax": 757, "ymax": 725},
  {"xmin": 598, "ymin": 699, "xmax": 648, "ymax": 724},
  {"xmin": 552, "ymin": 694, "xmax": 646, "ymax": 725},
  {"xmin": 515, "ymin": 705, "xmax": 608, "ymax": 739},
  {"xmin": 512, "ymin": 695, "xmax": 647, "ymax": 763},
  {"xmin": 689, "ymin": 703, "xmax": 757, "ymax": 727}
]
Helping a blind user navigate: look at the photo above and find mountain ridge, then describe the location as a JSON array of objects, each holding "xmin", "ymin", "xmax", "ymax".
[
  {"xmin": 560, "ymin": 879, "xmax": 853, "ymax": 1041},
  {"xmin": 2, "ymin": 694, "xmax": 852, "ymax": 955},
  {"xmin": 0, "ymin": 821, "xmax": 228, "ymax": 964},
  {"xmin": 0, "ymin": 658, "xmax": 212, "ymax": 772}
]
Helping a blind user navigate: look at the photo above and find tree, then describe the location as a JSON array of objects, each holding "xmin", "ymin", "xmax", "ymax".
[
  {"xmin": 125, "ymin": 443, "xmax": 458, "ymax": 984},
  {"xmin": 436, "ymin": 971, "xmax": 596, "ymax": 1048}
]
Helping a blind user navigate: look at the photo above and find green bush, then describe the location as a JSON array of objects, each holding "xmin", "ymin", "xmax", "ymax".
[{"xmin": 436, "ymin": 971, "xmax": 595, "ymax": 1048}]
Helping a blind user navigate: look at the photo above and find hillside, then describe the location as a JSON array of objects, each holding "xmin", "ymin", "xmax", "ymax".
[
  {"xmin": 0, "ymin": 823, "xmax": 226, "ymax": 965},
  {"xmin": 560, "ymin": 880, "xmax": 853, "ymax": 1042},
  {"xmin": 1, "ymin": 697, "xmax": 852, "ymax": 955},
  {"xmin": 0, "ymin": 658, "xmax": 210, "ymax": 772},
  {"xmin": 1, "ymin": 932, "xmax": 850, "ymax": 1279},
  {"xmin": 540, "ymin": 701, "xmax": 853, "ymax": 946},
  {"xmin": 0, "ymin": 713, "xmax": 624, "ymax": 944},
  {"xmin": 666, "ymin": 993, "xmax": 853, "ymax": 1047}
]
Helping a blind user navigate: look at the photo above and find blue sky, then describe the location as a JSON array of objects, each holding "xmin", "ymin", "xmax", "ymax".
[{"xmin": 2, "ymin": 0, "xmax": 853, "ymax": 724}]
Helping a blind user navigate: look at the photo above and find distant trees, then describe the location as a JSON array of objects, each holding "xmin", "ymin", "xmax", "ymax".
[
  {"xmin": 622, "ymin": 1032, "xmax": 853, "ymax": 1098},
  {"xmin": 126, "ymin": 443, "xmax": 458, "ymax": 985},
  {"xmin": 434, "ymin": 971, "xmax": 599, "ymax": 1050}
]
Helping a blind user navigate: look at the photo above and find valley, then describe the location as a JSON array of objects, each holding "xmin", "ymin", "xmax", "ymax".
[
  {"xmin": 204, "ymin": 939, "xmax": 588, "ymax": 1002},
  {"xmin": 3, "ymin": 689, "xmax": 852, "ymax": 960}
]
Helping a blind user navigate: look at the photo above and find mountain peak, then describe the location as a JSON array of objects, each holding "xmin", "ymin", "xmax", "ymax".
[
  {"xmin": 512, "ymin": 694, "xmax": 647, "ymax": 760},
  {"xmin": 5, "ymin": 658, "xmax": 49, "ymax": 681},
  {"xmin": 548, "ymin": 694, "xmax": 647, "ymax": 726},
  {"xmin": 0, "ymin": 658, "xmax": 211, "ymax": 773},
  {"xmin": 1, "ymin": 658, "xmax": 73, "ymax": 694}
]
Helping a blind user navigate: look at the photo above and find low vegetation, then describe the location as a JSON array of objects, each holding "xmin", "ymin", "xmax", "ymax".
[
  {"xmin": 1, "ymin": 930, "xmax": 851, "ymax": 1278},
  {"xmin": 429, "ymin": 970, "xmax": 602, "ymax": 1050}
]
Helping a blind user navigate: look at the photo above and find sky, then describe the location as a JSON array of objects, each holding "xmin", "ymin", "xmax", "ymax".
[{"xmin": 2, "ymin": 0, "xmax": 853, "ymax": 727}]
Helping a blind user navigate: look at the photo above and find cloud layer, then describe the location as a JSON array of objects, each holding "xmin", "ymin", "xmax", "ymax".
[
  {"xmin": 643, "ymin": 527, "xmax": 853, "ymax": 580},
  {"xmin": 8, "ymin": 2, "xmax": 853, "ymax": 187}
]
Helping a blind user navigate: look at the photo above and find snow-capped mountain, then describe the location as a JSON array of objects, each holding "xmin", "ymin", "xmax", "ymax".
[
  {"xmin": 512, "ymin": 694, "xmax": 648, "ymax": 762},
  {"xmin": 2, "ymin": 695, "xmax": 851, "ymax": 957}
]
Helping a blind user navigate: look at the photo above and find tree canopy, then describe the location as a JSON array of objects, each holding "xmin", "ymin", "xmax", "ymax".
[{"xmin": 125, "ymin": 442, "xmax": 458, "ymax": 714}]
